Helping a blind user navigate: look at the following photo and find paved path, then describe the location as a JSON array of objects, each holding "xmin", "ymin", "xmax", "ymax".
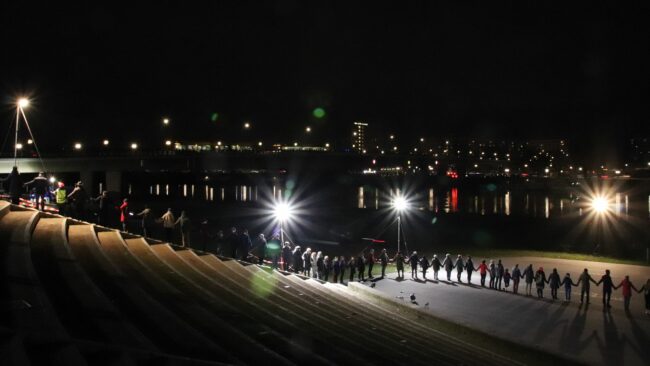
[{"xmin": 368, "ymin": 257, "xmax": 650, "ymax": 366}]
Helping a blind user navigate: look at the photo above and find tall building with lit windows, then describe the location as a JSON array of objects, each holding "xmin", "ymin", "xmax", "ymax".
[{"xmin": 352, "ymin": 122, "xmax": 368, "ymax": 154}]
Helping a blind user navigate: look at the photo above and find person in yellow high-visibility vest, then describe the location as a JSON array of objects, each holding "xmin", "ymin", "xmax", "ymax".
[{"xmin": 54, "ymin": 181, "xmax": 67, "ymax": 216}]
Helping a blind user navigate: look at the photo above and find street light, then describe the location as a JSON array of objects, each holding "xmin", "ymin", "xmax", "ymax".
[
  {"xmin": 592, "ymin": 196, "xmax": 609, "ymax": 214},
  {"xmin": 392, "ymin": 195, "xmax": 409, "ymax": 253},
  {"xmin": 14, "ymin": 98, "xmax": 30, "ymax": 165},
  {"xmin": 589, "ymin": 195, "xmax": 611, "ymax": 254},
  {"xmin": 163, "ymin": 118, "xmax": 170, "ymax": 125},
  {"xmin": 274, "ymin": 202, "xmax": 294, "ymax": 245}
]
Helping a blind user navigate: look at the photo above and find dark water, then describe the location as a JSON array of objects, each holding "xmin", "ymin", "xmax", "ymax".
[
  {"xmin": 141, "ymin": 182, "xmax": 650, "ymax": 219},
  {"xmin": 126, "ymin": 178, "xmax": 650, "ymax": 260}
]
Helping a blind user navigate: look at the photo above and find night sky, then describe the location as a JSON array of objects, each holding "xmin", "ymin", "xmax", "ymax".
[{"xmin": 1, "ymin": 2, "xmax": 649, "ymax": 163}]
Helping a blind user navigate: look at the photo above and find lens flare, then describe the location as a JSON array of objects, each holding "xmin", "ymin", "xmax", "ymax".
[{"xmin": 592, "ymin": 197, "xmax": 608, "ymax": 213}]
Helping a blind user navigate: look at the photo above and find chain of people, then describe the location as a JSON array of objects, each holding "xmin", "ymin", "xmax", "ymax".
[{"xmin": 4, "ymin": 168, "xmax": 650, "ymax": 318}]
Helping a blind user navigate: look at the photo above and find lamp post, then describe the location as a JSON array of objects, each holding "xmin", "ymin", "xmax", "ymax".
[
  {"xmin": 393, "ymin": 195, "xmax": 408, "ymax": 253},
  {"xmin": 591, "ymin": 196, "xmax": 609, "ymax": 254},
  {"xmin": 15, "ymin": 98, "xmax": 29, "ymax": 165},
  {"xmin": 274, "ymin": 202, "xmax": 293, "ymax": 245}
]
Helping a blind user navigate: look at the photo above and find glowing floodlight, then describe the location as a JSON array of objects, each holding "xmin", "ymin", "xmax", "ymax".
[
  {"xmin": 393, "ymin": 195, "xmax": 408, "ymax": 212},
  {"xmin": 592, "ymin": 196, "xmax": 609, "ymax": 214},
  {"xmin": 274, "ymin": 202, "xmax": 294, "ymax": 223},
  {"xmin": 18, "ymin": 98, "xmax": 29, "ymax": 108},
  {"xmin": 274, "ymin": 201, "xmax": 295, "ymax": 244},
  {"xmin": 392, "ymin": 194, "xmax": 410, "ymax": 253}
]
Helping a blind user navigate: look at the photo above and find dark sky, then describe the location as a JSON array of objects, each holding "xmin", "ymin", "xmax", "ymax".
[{"xmin": 1, "ymin": 1, "xmax": 649, "ymax": 162}]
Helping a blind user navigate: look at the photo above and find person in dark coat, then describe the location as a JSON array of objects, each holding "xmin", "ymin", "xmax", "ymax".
[
  {"xmin": 356, "ymin": 254, "xmax": 365, "ymax": 281},
  {"xmin": 548, "ymin": 268, "xmax": 561, "ymax": 300},
  {"xmin": 465, "ymin": 256, "xmax": 475, "ymax": 283},
  {"xmin": 454, "ymin": 255, "xmax": 464, "ymax": 282},
  {"xmin": 67, "ymin": 181, "xmax": 88, "ymax": 220},
  {"xmin": 408, "ymin": 251, "xmax": 419, "ymax": 280},
  {"xmin": 281, "ymin": 241, "xmax": 292, "ymax": 271},
  {"xmin": 338, "ymin": 256, "xmax": 346, "ymax": 283},
  {"xmin": 523, "ymin": 264, "xmax": 535, "ymax": 296},
  {"xmin": 393, "ymin": 251, "xmax": 405, "ymax": 279},
  {"xmin": 1, "ymin": 166, "xmax": 22, "ymax": 204},
  {"xmin": 292, "ymin": 245, "xmax": 303, "ymax": 273},
  {"xmin": 503, "ymin": 269, "xmax": 512, "ymax": 291},
  {"xmin": 442, "ymin": 253, "xmax": 453, "ymax": 281},
  {"xmin": 597, "ymin": 269, "xmax": 614, "ymax": 308},
  {"xmin": 227, "ymin": 227, "xmax": 239, "ymax": 258},
  {"xmin": 431, "ymin": 254, "xmax": 442, "ymax": 280},
  {"xmin": 239, "ymin": 228, "xmax": 252, "ymax": 261},
  {"xmin": 378, "ymin": 249, "xmax": 389, "ymax": 278},
  {"xmin": 23, "ymin": 172, "xmax": 49, "ymax": 211},
  {"xmin": 92, "ymin": 191, "xmax": 112, "ymax": 226},
  {"xmin": 316, "ymin": 252, "xmax": 325, "ymax": 279},
  {"xmin": 420, "ymin": 255, "xmax": 430, "ymax": 280},
  {"xmin": 496, "ymin": 259, "xmax": 505, "ymax": 290},
  {"xmin": 366, "ymin": 249, "xmax": 376, "ymax": 279},
  {"xmin": 332, "ymin": 256, "xmax": 341, "ymax": 283},
  {"xmin": 511, "ymin": 264, "xmax": 522, "ymax": 294},
  {"xmin": 576, "ymin": 268, "xmax": 597, "ymax": 304},
  {"xmin": 323, "ymin": 256, "xmax": 331, "ymax": 281},
  {"xmin": 561, "ymin": 273, "xmax": 576, "ymax": 301},
  {"xmin": 534, "ymin": 267, "xmax": 547, "ymax": 298},
  {"xmin": 348, "ymin": 256, "xmax": 357, "ymax": 282}
]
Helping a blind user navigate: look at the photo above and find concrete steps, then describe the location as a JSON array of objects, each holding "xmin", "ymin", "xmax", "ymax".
[{"xmin": 0, "ymin": 203, "xmax": 539, "ymax": 365}]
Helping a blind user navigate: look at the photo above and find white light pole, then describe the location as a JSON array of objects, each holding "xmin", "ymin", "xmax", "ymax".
[
  {"xmin": 393, "ymin": 195, "xmax": 408, "ymax": 253},
  {"xmin": 591, "ymin": 196, "xmax": 609, "ymax": 254},
  {"xmin": 274, "ymin": 202, "xmax": 293, "ymax": 245},
  {"xmin": 15, "ymin": 98, "xmax": 29, "ymax": 165}
]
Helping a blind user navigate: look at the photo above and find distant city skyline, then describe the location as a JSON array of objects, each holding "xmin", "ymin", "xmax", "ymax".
[{"xmin": 1, "ymin": 2, "xmax": 648, "ymax": 166}]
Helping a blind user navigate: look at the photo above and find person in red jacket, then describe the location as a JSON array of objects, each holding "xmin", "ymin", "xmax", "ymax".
[
  {"xmin": 119, "ymin": 198, "xmax": 129, "ymax": 232},
  {"xmin": 614, "ymin": 275, "xmax": 638, "ymax": 311},
  {"xmin": 477, "ymin": 260, "xmax": 488, "ymax": 287}
]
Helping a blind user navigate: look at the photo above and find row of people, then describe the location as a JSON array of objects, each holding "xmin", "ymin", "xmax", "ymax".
[
  {"xmin": 399, "ymin": 251, "xmax": 649, "ymax": 313},
  {"xmin": 264, "ymin": 245, "xmax": 650, "ymax": 315},
  {"xmin": 278, "ymin": 246, "xmax": 391, "ymax": 282}
]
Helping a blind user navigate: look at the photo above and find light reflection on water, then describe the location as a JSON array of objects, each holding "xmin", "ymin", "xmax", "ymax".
[
  {"xmin": 143, "ymin": 182, "xmax": 650, "ymax": 220},
  {"xmin": 354, "ymin": 187, "xmax": 649, "ymax": 219}
]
